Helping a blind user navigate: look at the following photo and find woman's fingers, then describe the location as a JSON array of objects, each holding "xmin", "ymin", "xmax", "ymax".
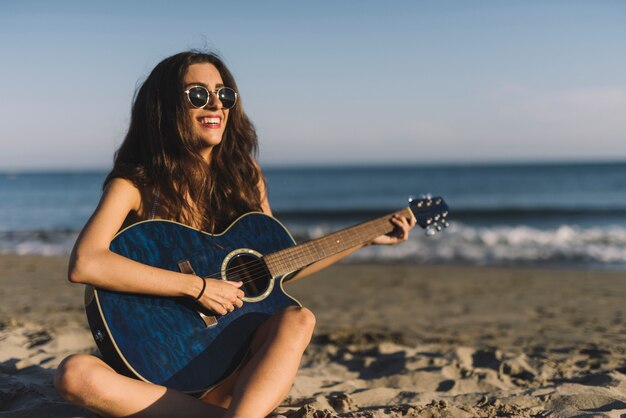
[
  {"xmin": 200, "ymin": 279, "xmax": 245, "ymax": 314},
  {"xmin": 224, "ymin": 280, "xmax": 245, "ymax": 300},
  {"xmin": 370, "ymin": 214, "xmax": 416, "ymax": 245},
  {"xmin": 225, "ymin": 280, "xmax": 243, "ymax": 288},
  {"xmin": 391, "ymin": 215, "xmax": 411, "ymax": 240},
  {"xmin": 211, "ymin": 304, "xmax": 228, "ymax": 315}
]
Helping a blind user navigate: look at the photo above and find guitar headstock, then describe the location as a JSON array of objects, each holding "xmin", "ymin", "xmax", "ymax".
[{"xmin": 408, "ymin": 195, "xmax": 450, "ymax": 237}]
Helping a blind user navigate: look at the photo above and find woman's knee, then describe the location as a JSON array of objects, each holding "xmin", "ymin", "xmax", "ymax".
[
  {"xmin": 54, "ymin": 354, "xmax": 103, "ymax": 402},
  {"xmin": 282, "ymin": 306, "xmax": 316, "ymax": 338}
]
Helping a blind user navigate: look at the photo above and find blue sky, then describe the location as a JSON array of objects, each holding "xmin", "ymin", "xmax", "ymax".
[{"xmin": 1, "ymin": 1, "xmax": 625, "ymax": 170}]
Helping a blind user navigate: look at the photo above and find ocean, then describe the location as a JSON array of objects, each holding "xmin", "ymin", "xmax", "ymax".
[{"xmin": 1, "ymin": 162, "xmax": 626, "ymax": 269}]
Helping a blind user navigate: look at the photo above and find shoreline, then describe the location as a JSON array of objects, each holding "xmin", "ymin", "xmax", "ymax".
[{"xmin": 1, "ymin": 255, "xmax": 625, "ymax": 417}]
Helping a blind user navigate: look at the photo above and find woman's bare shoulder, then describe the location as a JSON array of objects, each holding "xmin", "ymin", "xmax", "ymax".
[
  {"xmin": 104, "ymin": 177, "xmax": 143, "ymax": 211},
  {"xmin": 70, "ymin": 177, "xmax": 144, "ymax": 260},
  {"xmin": 86, "ymin": 177, "xmax": 145, "ymax": 234}
]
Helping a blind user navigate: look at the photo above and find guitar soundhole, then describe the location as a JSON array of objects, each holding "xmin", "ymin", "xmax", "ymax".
[{"xmin": 225, "ymin": 254, "xmax": 271, "ymax": 299}]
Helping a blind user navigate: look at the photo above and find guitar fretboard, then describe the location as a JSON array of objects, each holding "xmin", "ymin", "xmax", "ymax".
[{"xmin": 263, "ymin": 207, "xmax": 414, "ymax": 277}]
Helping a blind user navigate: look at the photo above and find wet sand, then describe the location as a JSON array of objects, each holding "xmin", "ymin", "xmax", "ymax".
[{"xmin": 1, "ymin": 254, "xmax": 625, "ymax": 417}]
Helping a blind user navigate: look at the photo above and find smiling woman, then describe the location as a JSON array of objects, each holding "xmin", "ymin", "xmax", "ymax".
[
  {"xmin": 99, "ymin": 52, "xmax": 264, "ymax": 234},
  {"xmin": 184, "ymin": 63, "xmax": 234, "ymax": 152},
  {"xmin": 50, "ymin": 50, "xmax": 416, "ymax": 418}
]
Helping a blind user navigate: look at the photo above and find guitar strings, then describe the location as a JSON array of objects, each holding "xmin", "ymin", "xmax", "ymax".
[
  {"xmin": 193, "ymin": 219, "xmax": 391, "ymax": 288},
  {"xmin": 192, "ymin": 230, "xmax": 351, "ymax": 285},
  {"xmin": 190, "ymin": 237, "xmax": 339, "ymax": 284},
  {"xmin": 197, "ymin": 232, "xmax": 324, "ymax": 282},
  {"xmin": 193, "ymin": 220, "xmax": 382, "ymax": 284},
  {"xmin": 189, "ymin": 206, "xmax": 430, "ymax": 289},
  {"xmin": 192, "ymin": 211, "xmax": 414, "ymax": 287},
  {"xmin": 198, "ymin": 250, "xmax": 305, "ymax": 285}
]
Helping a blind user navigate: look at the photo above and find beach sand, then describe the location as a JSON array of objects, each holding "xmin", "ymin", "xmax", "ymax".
[{"xmin": 1, "ymin": 254, "xmax": 625, "ymax": 417}]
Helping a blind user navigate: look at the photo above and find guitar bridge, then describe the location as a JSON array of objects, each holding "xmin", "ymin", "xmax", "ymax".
[
  {"xmin": 199, "ymin": 313, "xmax": 218, "ymax": 327},
  {"xmin": 178, "ymin": 260, "xmax": 218, "ymax": 328},
  {"xmin": 177, "ymin": 260, "xmax": 197, "ymax": 275}
]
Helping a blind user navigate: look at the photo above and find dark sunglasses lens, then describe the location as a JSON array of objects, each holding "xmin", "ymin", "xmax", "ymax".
[
  {"xmin": 218, "ymin": 87, "xmax": 237, "ymax": 109},
  {"xmin": 188, "ymin": 87, "xmax": 209, "ymax": 108}
]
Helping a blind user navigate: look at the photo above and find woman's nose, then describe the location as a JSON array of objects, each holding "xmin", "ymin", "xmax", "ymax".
[{"xmin": 206, "ymin": 91, "xmax": 222, "ymax": 109}]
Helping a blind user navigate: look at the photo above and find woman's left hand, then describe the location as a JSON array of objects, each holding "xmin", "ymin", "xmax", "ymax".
[{"xmin": 369, "ymin": 214, "xmax": 417, "ymax": 246}]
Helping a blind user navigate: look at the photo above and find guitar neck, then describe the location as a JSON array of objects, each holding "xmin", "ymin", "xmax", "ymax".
[{"xmin": 264, "ymin": 207, "xmax": 415, "ymax": 277}]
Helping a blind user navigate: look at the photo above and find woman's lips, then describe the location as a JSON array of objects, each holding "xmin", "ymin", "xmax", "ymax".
[{"xmin": 198, "ymin": 116, "xmax": 221, "ymax": 128}]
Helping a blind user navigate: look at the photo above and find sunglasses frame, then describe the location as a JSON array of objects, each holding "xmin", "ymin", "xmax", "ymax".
[{"xmin": 184, "ymin": 85, "xmax": 238, "ymax": 109}]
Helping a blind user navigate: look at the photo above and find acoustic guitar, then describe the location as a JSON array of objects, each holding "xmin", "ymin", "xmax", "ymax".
[{"xmin": 85, "ymin": 196, "xmax": 449, "ymax": 396}]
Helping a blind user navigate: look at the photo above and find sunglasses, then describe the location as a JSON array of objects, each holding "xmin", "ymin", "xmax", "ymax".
[{"xmin": 184, "ymin": 85, "xmax": 238, "ymax": 109}]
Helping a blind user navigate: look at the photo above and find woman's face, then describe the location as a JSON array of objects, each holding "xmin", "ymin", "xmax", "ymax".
[{"xmin": 183, "ymin": 63, "xmax": 230, "ymax": 158}]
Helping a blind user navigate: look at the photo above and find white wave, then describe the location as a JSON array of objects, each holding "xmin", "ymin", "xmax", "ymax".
[
  {"xmin": 0, "ymin": 230, "xmax": 79, "ymax": 256},
  {"xmin": 3, "ymin": 223, "xmax": 626, "ymax": 268},
  {"xmin": 292, "ymin": 223, "xmax": 626, "ymax": 267}
]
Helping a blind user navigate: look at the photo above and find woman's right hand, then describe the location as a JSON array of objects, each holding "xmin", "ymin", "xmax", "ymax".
[{"xmin": 196, "ymin": 277, "xmax": 244, "ymax": 315}]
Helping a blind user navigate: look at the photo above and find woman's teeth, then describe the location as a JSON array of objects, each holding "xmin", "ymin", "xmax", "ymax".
[{"xmin": 200, "ymin": 117, "xmax": 220, "ymax": 126}]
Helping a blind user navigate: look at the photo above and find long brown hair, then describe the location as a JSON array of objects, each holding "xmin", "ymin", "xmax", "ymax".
[{"xmin": 104, "ymin": 51, "xmax": 263, "ymax": 231}]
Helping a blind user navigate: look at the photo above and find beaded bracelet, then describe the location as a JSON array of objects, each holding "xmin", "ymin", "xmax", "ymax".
[{"xmin": 195, "ymin": 276, "xmax": 207, "ymax": 300}]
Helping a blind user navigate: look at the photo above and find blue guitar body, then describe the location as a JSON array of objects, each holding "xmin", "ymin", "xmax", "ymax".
[{"xmin": 84, "ymin": 213, "xmax": 300, "ymax": 396}]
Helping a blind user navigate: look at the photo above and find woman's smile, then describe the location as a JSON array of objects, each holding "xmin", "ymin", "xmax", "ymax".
[{"xmin": 197, "ymin": 115, "xmax": 223, "ymax": 128}]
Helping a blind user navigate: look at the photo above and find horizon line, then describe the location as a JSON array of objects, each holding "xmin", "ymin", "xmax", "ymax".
[{"xmin": 3, "ymin": 157, "xmax": 626, "ymax": 174}]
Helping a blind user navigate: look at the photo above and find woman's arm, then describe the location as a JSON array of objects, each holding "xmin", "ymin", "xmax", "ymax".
[{"xmin": 68, "ymin": 178, "xmax": 243, "ymax": 315}]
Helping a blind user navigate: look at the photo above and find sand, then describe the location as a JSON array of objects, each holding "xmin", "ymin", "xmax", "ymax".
[{"xmin": 1, "ymin": 254, "xmax": 625, "ymax": 417}]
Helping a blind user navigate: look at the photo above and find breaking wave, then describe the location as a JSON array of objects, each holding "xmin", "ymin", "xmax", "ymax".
[
  {"xmin": 3, "ymin": 223, "xmax": 626, "ymax": 269},
  {"xmin": 289, "ymin": 222, "xmax": 626, "ymax": 268}
]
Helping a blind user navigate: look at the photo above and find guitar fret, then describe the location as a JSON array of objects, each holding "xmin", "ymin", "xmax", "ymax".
[{"xmin": 265, "ymin": 210, "xmax": 407, "ymax": 277}]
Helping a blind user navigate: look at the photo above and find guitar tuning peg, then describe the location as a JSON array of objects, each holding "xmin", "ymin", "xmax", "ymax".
[
  {"xmin": 425, "ymin": 225, "xmax": 436, "ymax": 237},
  {"xmin": 435, "ymin": 222, "xmax": 442, "ymax": 232},
  {"xmin": 425, "ymin": 193, "xmax": 433, "ymax": 200},
  {"xmin": 408, "ymin": 195, "xmax": 417, "ymax": 203},
  {"xmin": 442, "ymin": 220, "xmax": 450, "ymax": 228}
]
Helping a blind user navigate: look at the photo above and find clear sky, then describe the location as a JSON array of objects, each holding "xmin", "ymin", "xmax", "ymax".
[{"xmin": 1, "ymin": 1, "xmax": 625, "ymax": 170}]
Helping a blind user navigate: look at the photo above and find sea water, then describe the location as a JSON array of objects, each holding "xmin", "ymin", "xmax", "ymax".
[{"xmin": 1, "ymin": 162, "xmax": 626, "ymax": 269}]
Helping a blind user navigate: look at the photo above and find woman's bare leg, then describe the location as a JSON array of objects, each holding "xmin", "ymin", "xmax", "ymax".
[
  {"xmin": 222, "ymin": 306, "xmax": 316, "ymax": 418},
  {"xmin": 55, "ymin": 306, "xmax": 314, "ymax": 418},
  {"xmin": 54, "ymin": 354, "xmax": 226, "ymax": 417}
]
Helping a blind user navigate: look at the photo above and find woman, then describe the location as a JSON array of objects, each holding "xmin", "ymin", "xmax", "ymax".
[{"xmin": 54, "ymin": 51, "xmax": 416, "ymax": 418}]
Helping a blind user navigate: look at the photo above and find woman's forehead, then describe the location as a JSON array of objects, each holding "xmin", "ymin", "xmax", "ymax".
[{"xmin": 184, "ymin": 63, "xmax": 223, "ymax": 84}]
